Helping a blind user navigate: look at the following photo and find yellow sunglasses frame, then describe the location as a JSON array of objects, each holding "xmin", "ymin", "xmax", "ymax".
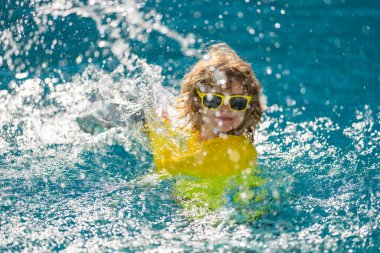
[{"xmin": 196, "ymin": 89, "xmax": 252, "ymax": 111}]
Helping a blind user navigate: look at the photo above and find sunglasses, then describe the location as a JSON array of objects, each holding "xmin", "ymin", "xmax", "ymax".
[{"xmin": 196, "ymin": 89, "xmax": 252, "ymax": 111}]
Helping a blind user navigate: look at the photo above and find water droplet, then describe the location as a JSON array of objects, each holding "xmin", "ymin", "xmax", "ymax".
[
  {"xmin": 361, "ymin": 25, "xmax": 370, "ymax": 35},
  {"xmin": 15, "ymin": 72, "xmax": 29, "ymax": 79},
  {"xmin": 76, "ymin": 55, "xmax": 83, "ymax": 64},
  {"xmin": 247, "ymin": 27, "xmax": 255, "ymax": 35},
  {"xmin": 193, "ymin": 11, "xmax": 201, "ymax": 19}
]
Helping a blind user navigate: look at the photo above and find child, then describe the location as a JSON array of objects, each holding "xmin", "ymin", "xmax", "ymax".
[
  {"xmin": 176, "ymin": 43, "xmax": 263, "ymax": 141},
  {"xmin": 150, "ymin": 43, "xmax": 263, "ymax": 177},
  {"xmin": 148, "ymin": 43, "xmax": 265, "ymax": 212},
  {"xmin": 77, "ymin": 42, "xmax": 265, "ymax": 211}
]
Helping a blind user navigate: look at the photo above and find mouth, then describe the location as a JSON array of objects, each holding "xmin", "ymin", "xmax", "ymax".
[{"xmin": 219, "ymin": 117, "xmax": 233, "ymax": 122}]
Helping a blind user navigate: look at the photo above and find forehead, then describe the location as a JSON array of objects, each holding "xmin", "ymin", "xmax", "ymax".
[{"xmin": 199, "ymin": 78, "xmax": 246, "ymax": 94}]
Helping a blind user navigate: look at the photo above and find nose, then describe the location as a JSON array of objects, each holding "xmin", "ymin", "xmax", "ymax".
[{"xmin": 219, "ymin": 103, "xmax": 230, "ymax": 111}]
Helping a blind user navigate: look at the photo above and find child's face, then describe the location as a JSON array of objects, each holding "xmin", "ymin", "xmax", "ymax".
[{"xmin": 199, "ymin": 78, "xmax": 247, "ymax": 137}]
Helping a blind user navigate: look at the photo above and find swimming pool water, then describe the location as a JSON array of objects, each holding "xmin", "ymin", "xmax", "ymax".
[{"xmin": 1, "ymin": 0, "xmax": 379, "ymax": 252}]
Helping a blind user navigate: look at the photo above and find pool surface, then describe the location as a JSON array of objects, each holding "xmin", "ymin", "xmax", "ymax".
[{"xmin": 1, "ymin": 0, "xmax": 379, "ymax": 252}]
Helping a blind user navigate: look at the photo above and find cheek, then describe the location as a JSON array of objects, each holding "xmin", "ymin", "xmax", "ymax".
[
  {"xmin": 200, "ymin": 109, "xmax": 216, "ymax": 123},
  {"xmin": 201, "ymin": 108, "xmax": 214, "ymax": 116},
  {"xmin": 233, "ymin": 111, "xmax": 246, "ymax": 125}
]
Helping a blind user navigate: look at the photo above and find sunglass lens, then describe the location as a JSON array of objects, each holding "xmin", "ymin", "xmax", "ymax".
[
  {"xmin": 230, "ymin": 97, "xmax": 249, "ymax": 110},
  {"xmin": 203, "ymin": 94, "xmax": 222, "ymax": 109}
]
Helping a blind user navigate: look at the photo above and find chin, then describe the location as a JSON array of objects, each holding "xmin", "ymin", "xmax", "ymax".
[{"xmin": 218, "ymin": 125, "xmax": 234, "ymax": 133}]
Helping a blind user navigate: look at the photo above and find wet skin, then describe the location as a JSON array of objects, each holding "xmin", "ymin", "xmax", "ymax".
[{"xmin": 199, "ymin": 79, "xmax": 247, "ymax": 141}]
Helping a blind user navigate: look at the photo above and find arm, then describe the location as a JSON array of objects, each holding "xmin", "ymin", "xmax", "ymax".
[{"xmin": 76, "ymin": 94, "xmax": 146, "ymax": 135}]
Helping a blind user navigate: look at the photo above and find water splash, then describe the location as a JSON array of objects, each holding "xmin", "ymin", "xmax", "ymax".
[
  {"xmin": 1, "ymin": 0, "xmax": 197, "ymax": 78},
  {"xmin": 1, "ymin": 0, "xmax": 379, "ymax": 252}
]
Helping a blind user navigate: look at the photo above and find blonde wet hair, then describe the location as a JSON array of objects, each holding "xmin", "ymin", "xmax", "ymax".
[{"xmin": 176, "ymin": 43, "xmax": 263, "ymax": 141}]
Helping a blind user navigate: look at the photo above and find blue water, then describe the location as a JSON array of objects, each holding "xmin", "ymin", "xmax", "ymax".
[{"xmin": 1, "ymin": 0, "xmax": 379, "ymax": 252}]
